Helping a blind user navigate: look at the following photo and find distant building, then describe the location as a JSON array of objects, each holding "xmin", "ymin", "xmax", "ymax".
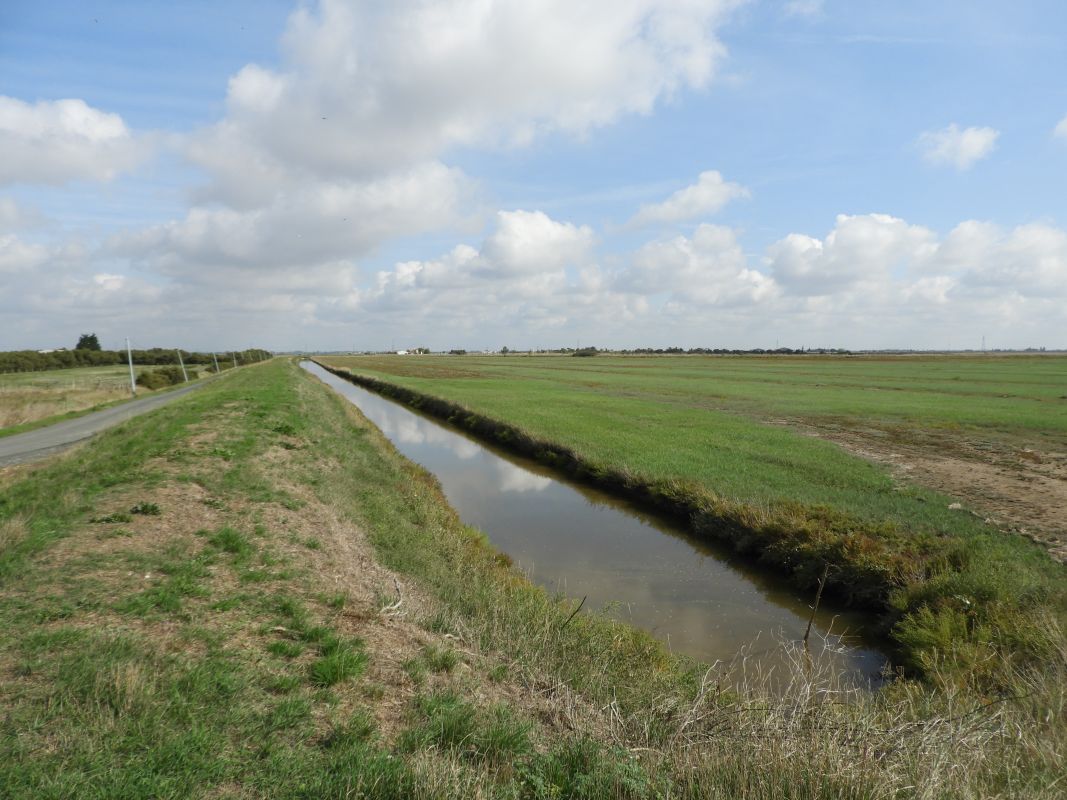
[{"xmin": 396, "ymin": 350, "xmax": 409, "ymax": 355}]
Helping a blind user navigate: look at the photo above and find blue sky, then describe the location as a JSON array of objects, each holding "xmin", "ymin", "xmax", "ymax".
[{"xmin": 1, "ymin": 0, "xmax": 1065, "ymax": 351}]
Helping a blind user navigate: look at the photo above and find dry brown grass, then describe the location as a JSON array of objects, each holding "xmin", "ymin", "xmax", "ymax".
[
  {"xmin": 0, "ymin": 385, "xmax": 130, "ymax": 428},
  {"xmin": 0, "ymin": 515, "xmax": 28, "ymax": 552}
]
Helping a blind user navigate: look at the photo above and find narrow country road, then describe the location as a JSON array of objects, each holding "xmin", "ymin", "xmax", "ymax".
[{"xmin": 0, "ymin": 381, "xmax": 206, "ymax": 468}]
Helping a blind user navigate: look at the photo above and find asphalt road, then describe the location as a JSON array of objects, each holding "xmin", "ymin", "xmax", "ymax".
[{"xmin": 0, "ymin": 381, "xmax": 206, "ymax": 468}]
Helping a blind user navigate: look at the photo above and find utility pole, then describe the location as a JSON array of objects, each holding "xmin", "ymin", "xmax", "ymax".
[
  {"xmin": 175, "ymin": 349, "xmax": 188, "ymax": 382},
  {"xmin": 212, "ymin": 352, "xmax": 220, "ymax": 373},
  {"xmin": 232, "ymin": 352, "xmax": 238, "ymax": 369},
  {"xmin": 125, "ymin": 337, "xmax": 137, "ymax": 396}
]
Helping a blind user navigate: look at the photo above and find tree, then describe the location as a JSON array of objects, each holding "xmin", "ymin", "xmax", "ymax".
[{"xmin": 75, "ymin": 333, "xmax": 101, "ymax": 351}]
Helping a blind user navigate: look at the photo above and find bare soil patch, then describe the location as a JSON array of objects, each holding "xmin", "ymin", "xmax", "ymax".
[{"xmin": 791, "ymin": 420, "xmax": 1067, "ymax": 563}]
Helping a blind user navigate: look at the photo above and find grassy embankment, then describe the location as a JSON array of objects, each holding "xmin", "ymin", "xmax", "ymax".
[
  {"xmin": 318, "ymin": 355, "xmax": 1067, "ymax": 682},
  {"xmin": 0, "ymin": 364, "xmax": 206, "ymax": 436},
  {"xmin": 2, "ymin": 358, "xmax": 1061, "ymax": 797}
]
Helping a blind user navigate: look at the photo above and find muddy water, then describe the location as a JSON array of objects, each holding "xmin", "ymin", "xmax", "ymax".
[{"xmin": 303, "ymin": 361, "xmax": 889, "ymax": 684}]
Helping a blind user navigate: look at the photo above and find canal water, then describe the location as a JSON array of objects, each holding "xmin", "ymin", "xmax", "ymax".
[{"xmin": 303, "ymin": 361, "xmax": 888, "ymax": 685}]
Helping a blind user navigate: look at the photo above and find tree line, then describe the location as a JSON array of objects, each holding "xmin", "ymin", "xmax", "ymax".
[{"xmin": 0, "ymin": 347, "xmax": 272, "ymax": 374}]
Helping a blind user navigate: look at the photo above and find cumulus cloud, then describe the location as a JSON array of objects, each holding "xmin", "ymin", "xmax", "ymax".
[
  {"xmin": 5, "ymin": 1, "xmax": 1063, "ymax": 352},
  {"xmin": 765, "ymin": 214, "xmax": 1067, "ymax": 302},
  {"xmin": 917, "ymin": 123, "xmax": 999, "ymax": 170},
  {"xmin": 948, "ymin": 221, "xmax": 1067, "ymax": 297},
  {"xmin": 334, "ymin": 209, "xmax": 618, "ymax": 335},
  {"xmin": 0, "ymin": 96, "xmax": 147, "ymax": 185},
  {"xmin": 112, "ymin": 162, "xmax": 476, "ymax": 278},
  {"xmin": 190, "ymin": 0, "xmax": 740, "ymax": 199},
  {"xmin": 0, "ymin": 228, "xmax": 171, "ymax": 348},
  {"xmin": 620, "ymin": 223, "xmax": 775, "ymax": 307},
  {"xmin": 322, "ymin": 207, "xmax": 1067, "ymax": 349},
  {"xmin": 767, "ymin": 213, "xmax": 937, "ymax": 295},
  {"xmin": 480, "ymin": 210, "xmax": 595, "ymax": 275},
  {"xmin": 1055, "ymin": 114, "xmax": 1067, "ymax": 140},
  {"xmin": 129, "ymin": 0, "xmax": 744, "ymax": 326},
  {"xmin": 628, "ymin": 170, "xmax": 749, "ymax": 227},
  {"xmin": 740, "ymin": 214, "xmax": 1067, "ymax": 352}
]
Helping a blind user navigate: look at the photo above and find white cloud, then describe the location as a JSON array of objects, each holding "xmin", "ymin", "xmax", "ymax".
[
  {"xmin": 112, "ymin": 162, "xmax": 476, "ymax": 278},
  {"xmin": 480, "ymin": 210, "xmax": 595, "ymax": 275},
  {"xmin": 628, "ymin": 170, "xmax": 749, "ymax": 227},
  {"xmin": 0, "ymin": 231, "xmax": 170, "ymax": 347},
  {"xmin": 0, "ymin": 96, "xmax": 148, "ymax": 185},
  {"xmin": 620, "ymin": 223, "xmax": 775, "ymax": 307},
  {"xmin": 760, "ymin": 214, "xmax": 1067, "ymax": 323},
  {"xmin": 336, "ymin": 209, "xmax": 615, "ymax": 333},
  {"xmin": 918, "ymin": 123, "xmax": 999, "ymax": 170},
  {"xmin": 5, "ymin": 1, "xmax": 1063, "ymax": 352},
  {"xmin": 139, "ymin": 0, "xmax": 744, "ymax": 324},
  {"xmin": 949, "ymin": 221, "xmax": 1067, "ymax": 297},
  {"xmin": 767, "ymin": 213, "xmax": 937, "ymax": 295},
  {"xmin": 1055, "ymin": 114, "xmax": 1067, "ymax": 140},
  {"xmin": 193, "ymin": 0, "xmax": 739, "ymax": 189},
  {"xmin": 333, "ymin": 208, "xmax": 1067, "ymax": 349}
]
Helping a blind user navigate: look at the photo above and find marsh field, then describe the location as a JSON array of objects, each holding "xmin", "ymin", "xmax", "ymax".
[
  {"xmin": 318, "ymin": 353, "xmax": 1067, "ymax": 555},
  {"xmin": 319, "ymin": 354, "xmax": 1067, "ymax": 675},
  {"xmin": 0, "ymin": 364, "xmax": 207, "ymax": 434},
  {"xmin": 0, "ymin": 365, "xmax": 139, "ymax": 431},
  {"xmin": 1, "ymin": 357, "xmax": 1063, "ymax": 798}
]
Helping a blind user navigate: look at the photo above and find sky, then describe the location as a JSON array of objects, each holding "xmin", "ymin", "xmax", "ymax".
[{"xmin": 1, "ymin": 0, "xmax": 1065, "ymax": 352}]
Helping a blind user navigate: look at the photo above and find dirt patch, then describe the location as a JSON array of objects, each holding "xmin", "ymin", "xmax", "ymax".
[
  {"xmin": 250, "ymin": 437, "xmax": 609, "ymax": 743},
  {"xmin": 42, "ymin": 479, "xmax": 221, "ymax": 567},
  {"xmin": 792, "ymin": 421, "xmax": 1067, "ymax": 563}
]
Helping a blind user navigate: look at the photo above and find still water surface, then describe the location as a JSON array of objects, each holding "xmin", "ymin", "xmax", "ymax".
[{"xmin": 303, "ymin": 361, "xmax": 888, "ymax": 684}]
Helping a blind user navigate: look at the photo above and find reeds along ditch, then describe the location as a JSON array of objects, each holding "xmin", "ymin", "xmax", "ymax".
[{"xmin": 312, "ymin": 360, "xmax": 1066, "ymax": 686}]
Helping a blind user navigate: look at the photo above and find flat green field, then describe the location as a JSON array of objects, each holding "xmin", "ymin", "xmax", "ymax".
[
  {"xmin": 323, "ymin": 353, "xmax": 1066, "ymax": 519},
  {"xmin": 0, "ymin": 364, "xmax": 138, "ymax": 389},
  {"xmin": 321, "ymin": 354, "xmax": 1067, "ymax": 677}
]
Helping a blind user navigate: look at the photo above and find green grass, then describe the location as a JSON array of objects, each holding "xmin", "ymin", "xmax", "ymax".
[
  {"xmin": 309, "ymin": 638, "xmax": 369, "ymax": 687},
  {"xmin": 398, "ymin": 691, "xmax": 534, "ymax": 766},
  {"xmin": 1, "ymin": 358, "xmax": 1062, "ymax": 798},
  {"xmin": 0, "ymin": 363, "xmax": 142, "ymax": 389},
  {"xmin": 320, "ymin": 354, "xmax": 1067, "ymax": 680},
  {"xmin": 321, "ymin": 353, "xmax": 1067, "ymax": 515}
]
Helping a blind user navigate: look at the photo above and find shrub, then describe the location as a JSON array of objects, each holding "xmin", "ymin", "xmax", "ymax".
[{"xmin": 135, "ymin": 366, "xmax": 187, "ymax": 390}]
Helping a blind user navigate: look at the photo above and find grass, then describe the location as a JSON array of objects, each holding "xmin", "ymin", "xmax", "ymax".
[
  {"xmin": 0, "ymin": 363, "xmax": 203, "ymax": 433},
  {"xmin": 398, "ymin": 691, "xmax": 534, "ymax": 766},
  {"xmin": 0, "ymin": 357, "xmax": 1062, "ymax": 798},
  {"xmin": 319, "ymin": 354, "xmax": 1067, "ymax": 681},
  {"xmin": 309, "ymin": 638, "xmax": 369, "ymax": 686}
]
